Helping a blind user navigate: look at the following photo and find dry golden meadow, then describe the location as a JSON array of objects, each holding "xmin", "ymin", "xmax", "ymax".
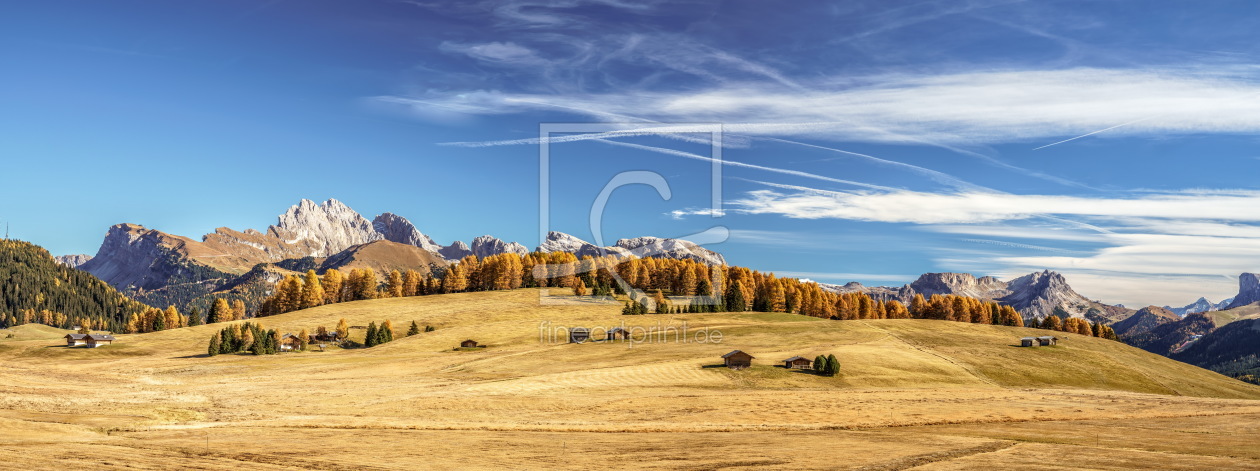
[{"xmin": 2, "ymin": 288, "xmax": 1258, "ymax": 470}]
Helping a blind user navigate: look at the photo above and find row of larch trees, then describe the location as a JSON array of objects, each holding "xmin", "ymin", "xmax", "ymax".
[{"xmin": 247, "ymin": 252, "xmax": 1116, "ymax": 341}]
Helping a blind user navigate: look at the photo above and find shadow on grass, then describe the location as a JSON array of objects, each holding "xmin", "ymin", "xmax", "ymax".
[{"xmin": 701, "ymin": 364, "xmax": 734, "ymax": 369}]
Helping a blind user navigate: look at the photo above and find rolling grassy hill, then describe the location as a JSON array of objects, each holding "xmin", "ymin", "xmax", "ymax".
[
  {"xmin": 11, "ymin": 288, "xmax": 1256, "ymax": 398},
  {"xmin": 2, "ymin": 288, "xmax": 1259, "ymax": 469}
]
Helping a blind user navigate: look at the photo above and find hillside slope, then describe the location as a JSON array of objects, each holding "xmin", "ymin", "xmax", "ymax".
[
  {"xmin": 0, "ymin": 240, "xmax": 149, "ymax": 331},
  {"xmin": 7, "ymin": 289, "xmax": 1256, "ymax": 399},
  {"xmin": 2, "ymin": 289, "xmax": 1259, "ymax": 469},
  {"xmin": 1173, "ymin": 318, "xmax": 1260, "ymax": 383}
]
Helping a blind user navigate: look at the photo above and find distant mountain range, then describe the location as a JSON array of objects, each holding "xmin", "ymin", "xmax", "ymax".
[
  {"xmin": 819, "ymin": 271, "xmax": 1132, "ymax": 322},
  {"xmin": 1162, "ymin": 297, "xmax": 1234, "ymax": 317},
  {"xmin": 1108, "ymin": 273, "xmax": 1260, "ymax": 384},
  {"xmin": 64, "ymin": 198, "xmax": 724, "ymax": 313}
]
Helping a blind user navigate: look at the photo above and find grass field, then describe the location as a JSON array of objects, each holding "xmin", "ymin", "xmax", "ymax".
[{"xmin": 1, "ymin": 288, "xmax": 1258, "ymax": 469}]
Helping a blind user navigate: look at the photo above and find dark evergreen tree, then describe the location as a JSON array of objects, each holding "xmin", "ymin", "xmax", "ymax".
[
  {"xmin": 826, "ymin": 354, "xmax": 841, "ymax": 377},
  {"xmin": 207, "ymin": 335, "xmax": 220, "ymax": 356},
  {"xmin": 725, "ymin": 284, "xmax": 746, "ymax": 312},
  {"xmin": 365, "ymin": 322, "xmax": 378, "ymax": 348},
  {"xmin": 813, "ymin": 355, "xmax": 827, "ymax": 375},
  {"xmin": 407, "ymin": 321, "xmax": 420, "ymax": 336}
]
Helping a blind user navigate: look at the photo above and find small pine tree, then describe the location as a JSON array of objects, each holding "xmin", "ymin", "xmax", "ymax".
[
  {"xmin": 381, "ymin": 320, "xmax": 394, "ymax": 344},
  {"xmin": 407, "ymin": 321, "xmax": 420, "ymax": 336},
  {"xmin": 188, "ymin": 307, "xmax": 202, "ymax": 327},
  {"xmin": 726, "ymin": 283, "xmax": 747, "ymax": 312},
  {"xmin": 424, "ymin": 325, "xmax": 435, "ymax": 332},
  {"xmin": 365, "ymin": 322, "xmax": 378, "ymax": 348},
  {"xmin": 813, "ymin": 355, "xmax": 827, "ymax": 375},
  {"xmin": 208, "ymin": 335, "xmax": 221, "ymax": 356},
  {"xmin": 826, "ymin": 354, "xmax": 840, "ymax": 377}
]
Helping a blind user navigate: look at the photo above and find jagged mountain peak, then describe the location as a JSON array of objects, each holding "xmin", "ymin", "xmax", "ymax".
[
  {"xmin": 1163, "ymin": 296, "xmax": 1227, "ymax": 317},
  {"xmin": 470, "ymin": 235, "xmax": 528, "ymax": 258},
  {"xmin": 534, "ymin": 232, "xmax": 724, "ymax": 264},
  {"xmin": 439, "ymin": 240, "xmax": 472, "ymax": 261},
  {"xmin": 614, "ymin": 236, "xmax": 725, "ymax": 265},
  {"xmin": 270, "ymin": 198, "xmax": 381, "ymax": 257},
  {"xmin": 373, "ymin": 212, "xmax": 441, "ymax": 253},
  {"xmin": 1224, "ymin": 273, "xmax": 1260, "ymax": 310},
  {"xmin": 54, "ymin": 254, "xmax": 93, "ymax": 269},
  {"xmin": 909, "ymin": 272, "xmax": 1007, "ymax": 299}
]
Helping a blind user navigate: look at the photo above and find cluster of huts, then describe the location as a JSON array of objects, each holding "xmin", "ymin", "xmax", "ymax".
[
  {"xmin": 721, "ymin": 350, "xmax": 815, "ymax": 370},
  {"xmin": 565, "ymin": 327, "xmax": 631, "ymax": 344},
  {"xmin": 1019, "ymin": 336, "xmax": 1059, "ymax": 347},
  {"xmin": 63, "ymin": 333, "xmax": 116, "ymax": 348}
]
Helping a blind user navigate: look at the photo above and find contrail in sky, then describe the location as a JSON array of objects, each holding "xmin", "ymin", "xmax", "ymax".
[{"xmin": 1032, "ymin": 117, "xmax": 1155, "ymax": 151}]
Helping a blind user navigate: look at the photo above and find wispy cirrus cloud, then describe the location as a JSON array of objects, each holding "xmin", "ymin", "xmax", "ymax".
[
  {"xmin": 714, "ymin": 184, "xmax": 1260, "ymax": 305},
  {"xmin": 726, "ymin": 187, "xmax": 1260, "ymax": 224},
  {"xmin": 381, "ymin": 67, "xmax": 1260, "ymax": 146},
  {"xmin": 439, "ymin": 41, "xmax": 548, "ymax": 66}
]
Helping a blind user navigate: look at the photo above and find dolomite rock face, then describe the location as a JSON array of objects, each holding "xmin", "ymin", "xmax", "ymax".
[
  {"xmin": 470, "ymin": 235, "xmax": 528, "ymax": 258},
  {"xmin": 268, "ymin": 199, "xmax": 381, "ymax": 257},
  {"xmin": 998, "ymin": 270, "xmax": 1092, "ymax": 319},
  {"xmin": 79, "ymin": 223, "xmax": 228, "ymax": 290},
  {"xmin": 534, "ymin": 231, "xmax": 726, "ymax": 263},
  {"xmin": 1225, "ymin": 273, "xmax": 1260, "ymax": 309},
  {"xmin": 818, "ymin": 269, "xmax": 1115, "ymax": 321},
  {"xmin": 439, "ymin": 240, "xmax": 473, "ymax": 261},
  {"xmin": 374, "ymin": 212, "xmax": 441, "ymax": 253},
  {"xmin": 614, "ymin": 237, "xmax": 726, "ymax": 265},
  {"xmin": 54, "ymin": 254, "xmax": 92, "ymax": 269},
  {"xmin": 908, "ymin": 273, "xmax": 1007, "ymax": 299},
  {"xmin": 536, "ymin": 231, "xmax": 601, "ymax": 256}
]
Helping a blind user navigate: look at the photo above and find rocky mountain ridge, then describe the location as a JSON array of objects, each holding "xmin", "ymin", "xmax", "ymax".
[
  {"xmin": 533, "ymin": 231, "xmax": 726, "ymax": 265},
  {"xmin": 77, "ymin": 198, "xmax": 726, "ymax": 313},
  {"xmin": 1163, "ymin": 297, "xmax": 1234, "ymax": 316},
  {"xmin": 53, "ymin": 254, "xmax": 92, "ymax": 269},
  {"xmin": 1225, "ymin": 273, "xmax": 1260, "ymax": 310},
  {"xmin": 823, "ymin": 270, "xmax": 1130, "ymax": 321},
  {"xmin": 1111, "ymin": 306, "xmax": 1180, "ymax": 338}
]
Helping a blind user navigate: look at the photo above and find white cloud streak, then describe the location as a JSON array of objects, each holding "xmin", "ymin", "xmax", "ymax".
[
  {"xmin": 727, "ymin": 188, "xmax": 1260, "ymax": 224},
  {"xmin": 383, "ymin": 67, "xmax": 1260, "ymax": 146},
  {"xmin": 439, "ymin": 41, "xmax": 547, "ymax": 66}
]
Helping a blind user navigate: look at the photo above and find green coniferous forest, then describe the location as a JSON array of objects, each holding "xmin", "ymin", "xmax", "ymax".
[{"xmin": 0, "ymin": 240, "xmax": 149, "ymax": 332}]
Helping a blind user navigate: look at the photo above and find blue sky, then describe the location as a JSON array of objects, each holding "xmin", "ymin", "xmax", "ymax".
[{"xmin": 3, "ymin": 0, "xmax": 1260, "ymax": 306}]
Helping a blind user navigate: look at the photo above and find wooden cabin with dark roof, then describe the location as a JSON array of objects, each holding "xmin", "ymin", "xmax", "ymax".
[
  {"xmin": 606, "ymin": 327, "xmax": 630, "ymax": 340},
  {"xmin": 460, "ymin": 339, "xmax": 480, "ymax": 348},
  {"xmin": 1037, "ymin": 336, "xmax": 1058, "ymax": 346},
  {"xmin": 279, "ymin": 333, "xmax": 303, "ymax": 351},
  {"xmin": 721, "ymin": 350, "xmax": 754, "ymax": 369},
  {"xmin": 569, "ymin": 327, "xmax": 590, "ymax": 344},
  {"xmin": 84, "ymin": 333, "xmax": 115, "ymax": 348},
  {"xmin": 782, "ymin": 356, "xmax": 812, "ymax": 369},
  {"xmin": 64, "ymin": 334, "xmax": 87, "ymax": 347}
]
